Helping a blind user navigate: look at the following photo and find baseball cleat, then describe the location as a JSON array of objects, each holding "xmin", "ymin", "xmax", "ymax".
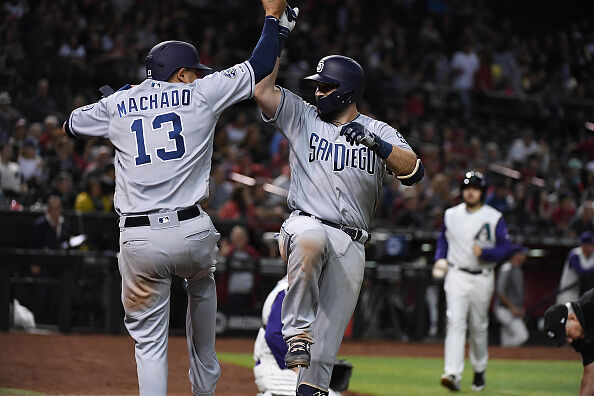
[
  {"xmin": 472, "ymin": 371, "xmax": 485, "ymax": 392},
  {"xmin": 284, "ymin": 338, "xmax": 311, "ymax": 369},
  {"xmin": 440, "ymin": 374, "xmax": 461, "ymax": 391}
]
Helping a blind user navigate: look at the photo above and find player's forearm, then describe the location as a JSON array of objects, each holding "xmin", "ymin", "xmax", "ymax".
[
  {"xmin": 579, "ymin": 364, "xmax": 594, "ymax": 396},
  {"xmin": 248, "ymin": 16, "xmax": 280, "ymax": 83},
  {"xmin": 384, "ymin": 147, "xmax": 419, "ymax": 178},
  {"xmin": 254, "ymin": 58, "xmax": 282, "ymax": 119}
]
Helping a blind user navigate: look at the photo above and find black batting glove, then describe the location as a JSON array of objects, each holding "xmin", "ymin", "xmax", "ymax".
[{"xmin": 340, "ymin": 121, "xmax": 393, "ymax": 159}]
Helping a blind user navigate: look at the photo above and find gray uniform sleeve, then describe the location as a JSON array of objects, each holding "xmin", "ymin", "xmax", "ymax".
[
  {"xmin": 199, "ymin": 61, "xmax": 255, "ymax": 115},
  {"xmin": 377, "ymin": 123, "xmax": 413, "ymax": 151},
  {"xmin": 66, "ymin": 99, "xmax": 110, "ymax": 139},
  {"xmin": 261, "ymin": 88, "xmax": 312, "ymax": 143},
  {"xmin": 496, "ymin": 265, "xmax": 511, "ymax": 298}
]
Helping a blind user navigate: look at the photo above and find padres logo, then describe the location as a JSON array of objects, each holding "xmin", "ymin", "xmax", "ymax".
[
  {"xmin": 221, "ymin": 67, "xmax": 237, "ymax": 79},
  {"xmin": 317, "ymin": 60, "xmax": 324, "ymax": 73}
]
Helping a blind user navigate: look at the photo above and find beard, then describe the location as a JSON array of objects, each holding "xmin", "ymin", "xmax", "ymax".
[{"xmin": 464, "ymin": 198, "xmax": 482, "ymax": 209}]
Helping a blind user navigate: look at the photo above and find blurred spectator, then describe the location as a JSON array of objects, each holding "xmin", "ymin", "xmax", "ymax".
[
  {"xmin": 74, "ymin": 176, "xmax": 112, "ymax": 213},
  {"xmin": 0, "ymin": 141, "xmax": 25, "ymax": 198},
  {"xmin": 557, "ymin": 232, "xmax": 594, "ymax": 304},
  {"xmin": 206, "ymin": 164, "xmax": 233, "ymax": 212},
  {"xmin": 507, "ymin": 129, "xmax": 540, "ymax": 166},
  {"xmin": 486, "ymin": 182, "xmax": 511, "ymax": 214},
  {"xmin": 225, "ymin": 112, "xmax": 249, "ymax": 148},
  {"xmin": 29, "ymin": 195, "xmax": 70, "ymax": 324},
  {"xmin": 221, "ymin": 225, "xmax": 260, "ymax": 314},
  {"xmin": 219, "ymin": 186, "xmax": 255, "ymax": 220},
  {"xmin": 494, "ymin": 245, "xmax": 529, "ymax": 347},
  {"xmin": 23, "ymin": 79, "xmax": 59, "ymax": 122},
  {"xmin": 252, "ymin": 181, "xmax": 286, "ymax": 222},
  {"xmin": 30, "ymin": 195, "xmax": 70, "ymax": 250},
  {"xmin": 49, "ymin": 172, "xmax": 75, "ymax": 209},
  {"xmin": 0, "ymin": 91, "xmax": 22, "ymax": 138},
  {"xmin": 569, "ymin": 201, "xmax": 594, "ymax": 238},
  {"xmin": 552, "ymin": 193, "xmax": 577, "ymax": 233},
  {"xmin": 18, "ymin": 138, "xmax": 44, "ymax": 185},
  {"xmin": 451, "ymin": 41, "xmax": 479, "ymax": 117},
  {"xmin": 46, "ymin": 136, "xmax": 80, "ymax": 183}
]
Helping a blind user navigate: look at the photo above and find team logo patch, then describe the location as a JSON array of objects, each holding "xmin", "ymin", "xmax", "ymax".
[
  {"xmin": 221, "ymin": 67, "xmax": 237, "ymax": 79},
  {"xmin": 151, "ymin": 82, "xmax": 161, "ymax": 89},
  {"xmin": 81, "ymin": 104, "xmax": 95, "ymax": 111},
  {"xmin": 317, "ymin": 60, "xmax": 324, "ymax": 73}
]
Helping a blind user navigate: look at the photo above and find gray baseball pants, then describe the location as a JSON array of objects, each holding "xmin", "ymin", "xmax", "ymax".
[
  {"xmin": 278, "ymin": 214, "xmax": 365, "ymax": 392},
  {"xmin": 118, "ymin": 209, "xmax": 221, "ymax": 396}
]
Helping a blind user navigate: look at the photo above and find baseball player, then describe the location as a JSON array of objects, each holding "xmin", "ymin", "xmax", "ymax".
[
  {"xmin": 544, "ymin": 288, "xmax": 594, "ymax": 395},
  {"xmin": 253, "ymin": 276, "xmax": 349, "ymax": 396},
  {"xmin": 557, "ymin": 231, "xmax": 594, "ymax": 304},
  {"xmin": 60, "ymin": 1, "xmax": 287, "ymax": 394},
  {"xmin": 433, "ymin": 171, "xmax": 511, "ymax": 392},
  {"xmin": 254, "ymin": 19, "xmax": 425, "ymax": 395}
]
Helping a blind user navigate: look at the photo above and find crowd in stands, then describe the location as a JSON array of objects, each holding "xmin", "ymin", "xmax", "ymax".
[{"xmin": 1, "ymin": 0, "xmax": 594, "ymax": 253}]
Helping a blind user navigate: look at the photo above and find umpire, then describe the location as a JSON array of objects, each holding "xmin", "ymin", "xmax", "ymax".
[{"xmin": 544, "ymin": 288, "xmax": 594, "ymax": 394}]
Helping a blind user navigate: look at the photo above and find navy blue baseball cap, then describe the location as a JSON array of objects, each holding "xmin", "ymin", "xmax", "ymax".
[
  {"xmin": 146, "ymin": 40, "xmax": 211, "ymax": 81},
  {"xmin": 580, "ymin": 231, "xmax": 594, "ymax": 244}
]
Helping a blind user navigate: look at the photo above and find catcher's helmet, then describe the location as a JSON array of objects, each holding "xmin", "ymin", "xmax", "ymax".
[
  {"xmin": 461, "ymin": 171, "xmax": 487, "ymax": 201},
  {"xmin": 145, "ymin": 40, "xmax": 211, "ymax": 82},
  {"xmin": 304, "ymin": 55, "xmax": 365, "ymax": 114}
]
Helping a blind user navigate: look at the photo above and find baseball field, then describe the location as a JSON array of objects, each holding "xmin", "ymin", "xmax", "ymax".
[{"xmin": 0, "ymin": 333, "xmax": 582, "ymax": 395}]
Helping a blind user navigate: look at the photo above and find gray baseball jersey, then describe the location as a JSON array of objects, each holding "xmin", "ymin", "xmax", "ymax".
[
  {"xmin": 263, "ymin": 88, "xmax": 412, "ymax": 231},
  {"xmin": 67, "ymin": 62, "xmax": 255, "ymax": 215}
]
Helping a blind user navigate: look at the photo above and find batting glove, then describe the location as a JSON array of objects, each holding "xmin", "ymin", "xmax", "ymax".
[
  {"xmin": 278, "ymin": 5, "xmax": 299, "ymax": 54},
  {"xmin": 340, "ymin": 121, "xmax": 393, "ymax": 159}
]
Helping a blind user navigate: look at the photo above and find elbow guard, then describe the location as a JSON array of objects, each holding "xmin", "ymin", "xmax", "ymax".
[{"xmin": 398, "ymin": 158, "xmax": 424, "ymax": 186}]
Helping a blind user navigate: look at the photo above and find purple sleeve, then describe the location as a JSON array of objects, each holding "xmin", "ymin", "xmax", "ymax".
[
  {"xmin": 569, "ymin": 253, "xmax": 594, "ymax": 275},
  {"xmin": 435, "ymin": 224, "xmax": 448, "ymax": 260},
  {"xmin": 481, "ymin": 218, "xmax": 512, "ymax": 262},
  {"xmin": 264, "ymin": 290, "xmax": 288, "ymax": 369}
]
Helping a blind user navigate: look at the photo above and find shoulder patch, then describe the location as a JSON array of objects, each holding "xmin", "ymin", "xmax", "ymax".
[
  {"xmin": 81, "ymin": 104, "xmax": 95, "ymax": 112},
  {"xmin": 221, "ymin": 67, "xmax": 237, "ymax": 79}
]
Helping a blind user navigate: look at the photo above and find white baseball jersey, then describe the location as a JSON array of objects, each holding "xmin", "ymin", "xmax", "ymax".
[
  {"xmin": 262, "ymin": 88, "xmax": 412, "ymax": 231},
  {"xmin": 442, "ymin": 203, "xmax": 508, "ymax": 270},
  {"xmin": 67, "ymin": 62, "xmax": 255, "ymax": 215},
  {"xmin": 557, "ymin": 246, "xmax": 594, "ymax": 304}
]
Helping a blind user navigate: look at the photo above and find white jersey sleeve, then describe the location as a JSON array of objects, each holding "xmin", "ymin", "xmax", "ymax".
[
  {"xmin": 198, "ymin": 61, "xmax": 255, "ymax": 115},
  {"xmin": 67, "ymin": 98, "xmax": 110, "ymax": 139},
  {"xmin": 376, "ymin": 122, "xmax": 413, "ymax": 152},
  {"xmin": 261, "ymin": 87, "xmax": 315, "ymax": 143}
]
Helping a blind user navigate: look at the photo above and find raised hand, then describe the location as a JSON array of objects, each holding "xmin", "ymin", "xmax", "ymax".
[{"xmin": 261, "ymin": 0, "xmax": 287, "ymax": 19}]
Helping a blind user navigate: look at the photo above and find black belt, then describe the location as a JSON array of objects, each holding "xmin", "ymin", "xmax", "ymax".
[
  {"xmin": 296, "ymin": 210, "xmax": 371, "ymax": 243},
  {"xmin": 123, "ymin": 205, "xmax": 201, "ymax": 227},
  {"xmin": 448, "ymin": 263, "xmax": 486, "ymax": 275}
]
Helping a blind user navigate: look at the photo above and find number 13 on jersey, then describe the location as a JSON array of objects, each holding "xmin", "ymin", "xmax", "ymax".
[{"xmin": 131, "ymin": 111, "xmax": 186, "ymax": 165}]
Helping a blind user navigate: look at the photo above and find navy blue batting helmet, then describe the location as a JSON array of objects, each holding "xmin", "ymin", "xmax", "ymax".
[
  {"xmin": 145, "ymin": 40, "xmax": 211, "ymax": 82},
  {"xmin": 461, "ymin": 171, "xmax": 487, "ymax": 200},
  {"xmin": 304, "ymin": 55, "xmax": 365, "ymax": 115}
]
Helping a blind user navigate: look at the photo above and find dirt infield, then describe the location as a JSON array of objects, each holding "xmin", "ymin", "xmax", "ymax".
[{"xmin": 0, "ymin": 333, "xmax": 578, "ymax": 395}]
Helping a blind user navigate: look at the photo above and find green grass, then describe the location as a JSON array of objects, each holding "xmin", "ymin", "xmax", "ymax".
[
  {"xmin": 217, "ymin": 353, "xmax": 582, "ymax": 396},
  {"xmin": 0, "ymin": 390, "xmax": 44, "ymax": 395}
]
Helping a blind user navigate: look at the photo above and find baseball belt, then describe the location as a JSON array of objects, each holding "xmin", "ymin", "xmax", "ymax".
[
  {"xmin": 122, "ymin": 205, "xmax": 201, "ymax": 228},
  {"xmin": 296, "ymin": 210, "xmax": 371, "ymax": 244},
  {"xmin": 448, "ymin": 262, "xmax": 491, "ymax": 276}
]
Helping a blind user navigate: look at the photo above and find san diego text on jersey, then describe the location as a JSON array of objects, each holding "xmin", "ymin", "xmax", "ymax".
[{"xmin": 309, "ymin": 132, "xmax": 377, "ymax": 174}]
